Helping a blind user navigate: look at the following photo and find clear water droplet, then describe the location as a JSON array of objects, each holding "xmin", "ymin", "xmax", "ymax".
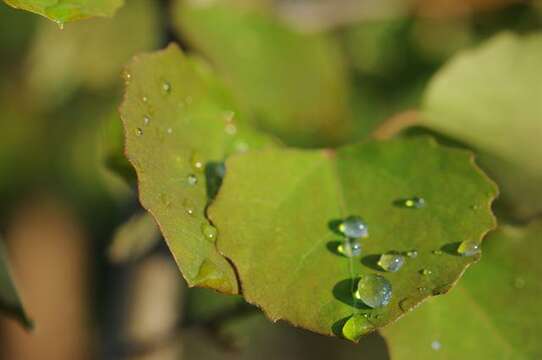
[
  {"xmin": 183, "ymin": 199, "xmax": 195, "ymax": 216},
  {"xmin": 420, "ymin": 269, "xmax": 432, "ymax": 276},
  {"xmin": 162, "ymin": 81, "xmax": 171, "ymax": 94},
  {"xmin": 342, "ymin": 314, "xmax": 372, "ymax": 342},
  {"xmin": 56, "ymin": 20, "xmax": 65, "ymax": 30},
  {"xmin": 135, "ymin": 128, "xmax": 143, "ymax": 136},
  {"xmin": 432, "ymin": 249, "xmax": 443, "ymax": 255},
  {"xmin": 201, "ymin": 222, "xmax": 218, "ymax": 242},
  {"xmin": 142, "ymin": 96, "xmax": 148, "ymax": 103},
  {"xmin": 337, "ymin": 239, "xmax": 362, "ymax": 258},
  {"xmin": 431, "ymin": 340, "xmax": 441, "ymax": 351},
  {"xmin": 403, "ymin": 196, "xmax": 425, "ymax": 208},
  {"xmin": 457, "ymin": 240, "xmax": 480, "ymax": 256},
  {"xmin": 378, "ymin": 254, "xmax": 405, "ymax": 272},
  {"xmin": 190, "ymin": 152, "xmax": 204, "ymax": 172},
  {"xmin": 143, "ymin": 115, "xmax": 151, "ymax": 125},
  {"xmin": 187, "ymin": 174, "xmax": 198, "ymax": 186},
  {"xmin": 354, "ymin": 274, "xmax": 392, "ymax": 308},
  {"xmin": 406, "ymin": 250, "xmax": 418, "ymax": 258},
  {"xmin": 339, "ymin": 216, "xmax": 368, "ymax": 239},
  {"xmin": 470, "ymin": 204, "xmax": 480, "ymax": 211},
  {"xmin": 167, "ymin": 128, "xmax": 173, "ymax": 134},
  {"xmin": 417, "ymin": 286, "xmax": 427, "ymax": 293}
]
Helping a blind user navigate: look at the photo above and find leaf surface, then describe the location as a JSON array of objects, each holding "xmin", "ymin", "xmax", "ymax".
[
  {"xmin": 209, "ymin": 137, "xmax": 497, "ymax": 337},
  {"xmin": 120, "ymin": 44, "xmax": 273, "ymax": 294},
  {"xmin": 4, "ymin": 0, "xmax": 123, "ymax": 23},
  {"xmin": 421, "ymin": 32, "xmax": 542, "ymax": 219},
  {"xmin": 382, "ymin": 221, "xmax": 542, "ymax": 359}
]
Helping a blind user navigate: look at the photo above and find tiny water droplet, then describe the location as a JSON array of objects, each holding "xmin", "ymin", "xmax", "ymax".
[
  {"xmin": 337, "ymin": 239, "xmax": 362, "ymax": 258},
  {"xmin": 417, "ymin": 286, "xmax": 427, "ymax": 293},
  {"xmin": 135, "ymin": 128, "xmax": 143, "ymax": 136},
  {"xmin": 162, "ymin": 81, "xmax": 171, "ymax": 94},
  {"xmin": 420, "ymin": 269, "xmax": 432, "ymax": 276},
  {"xmin": 470, "ymin": 204, "xmax": 480, "ymax": 211},
  {"xmin": 225, "ymin": 123, "xmax": 237, "ymax": 135},
  {"xmin": 431, "ymin": 340, "xmax": 441, "ymax": 351},
  {"xmin": 167, "ymin": 128, "xmax": 173, "ymax": 134},
  {"xmin": 378, "ymin": 254, "xmax": 405, "ymax": 272},
  {"xmin": 457, "ymin": 240, "xmax": 480, "ymax": 256},
  {"xmin": 190, "ymin": 152, "xmax": 204, "ymax": 172},
  {"xmin": 514, "ymin": 277, "xmax": 525, "ymax": 289},
  {"xmin": 201, "ymin": 222, "xmax": 218, "ymax": 242},
  {"xmin": 402, "ymin": 196, "xmax": 425, "ymax": 208},
  {"xmin": 56, "ymin": 21, "xmax": 64, "ymax": 30},
  {"xmin": 339, "ymin": 216, "xmax": 368, "ymax": 239},
  {"xmin": 183, "ymin": 199, "xmax": 195, "ymax": 216},
  {"xmin": 143, "ymin": 115, "xmax": 151, "ymax": 125},
  {"xmin": 354, "ymin": 274, "xmax": 392, "ymax": 308},
  {"xmin": 142, "ymin": 96, "xmax": 148, "ymax": 103},
  {"xmin": 187, "ymin": 174, "xmax": 198, "ymax": 186},
  {"xmin": 342, "ymin": 314, "xmax": 372, "ymax": 342},
  {"xmin": 432, "ymin": 249, "xmax": 443, "ymax": 255},
  {"xmin": 406, "ymin": 250, "xmax": 418, "ymax": 258}
]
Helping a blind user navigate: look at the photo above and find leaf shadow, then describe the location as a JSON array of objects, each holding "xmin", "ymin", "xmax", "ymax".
[
  {"xmin": 205, "ymin": 161, "xmax": 226, "ymax": 202},
  {"xmin": 361, "ymin": 254, "xmax": 383, "ymax": 271},
  {"xmin": 441, "ymin": 242, "xmax": 462, "ymax": 256},
  {"xmin": 333, "ymin": 278, "xmax": 371, "ymax": 310},
  {"xmin": 328, "ymin": 219, "xmax": 344, "ymax": 236}
]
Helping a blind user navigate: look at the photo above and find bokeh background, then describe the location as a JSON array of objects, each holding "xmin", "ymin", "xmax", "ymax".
[{"xmin": 0, "ymin": 0, "xmax": 541, "ymax": 359}]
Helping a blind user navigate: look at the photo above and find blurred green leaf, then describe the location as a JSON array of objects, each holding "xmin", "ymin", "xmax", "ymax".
[
  {"xmin": 421, "ymin": 32, "xmax": 542, "ymax": 219},
  {"xmin": 4, "ymin": 0, "xmax": 124, "ymax": 24},
  {"xmin": 173, "ymin": 0, "xmax": 354, "ymax": 147},
  {"xmin": 120, "ymin": 44, "xmax": 274, "ymax": 294},
  {"xmin": 0, "ymin": 237, "xmax": 31, "ymax": 329},
  {"xmin": 209, "ymin": 137, "xmax": 497, "ymax": 338},
  {"xmin": 24, "ymin": 0, "xmax": 160, "ymax": 110},
  {"xmin": 382, "ymin": 221, "xmax": 542, "ymax": 359}
]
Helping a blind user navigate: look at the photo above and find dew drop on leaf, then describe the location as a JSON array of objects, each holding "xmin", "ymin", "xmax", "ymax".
[
  {"xmin": 183, "ymin": 199, "xmax": 195, "ymax": 216},
  {"xmin": 142, "ymin": 96, "xmax": 148, "ymax": 103},
  {"xmin": 190, "ymin": 152, "xmax": 204, "ymax": 172},
  {"xmin": 162, "ymin": 81, "xmax": 172, "ymax": 94},
  {"xmin": 431, "ymin": 340, "xmax": 442, "ymax": 351},
  {"xmin": 187, "ymin": 174, "xmax": 198, "ymax": 186},
  {"xmin": 201, "ymin": 222, "xmax": 218, "ymax": 242},
  {"xmin": 401, "ymin": 196, "xmax": 426, "ymax": 209},
  {"xmin": 457, "ymin": 240, "xmax": 480, "ymax": 256},
  {"xmin": 354, "ymin": 274, "xmax": 392, "ymax": 308},
  {"xmin": 420, "ymin": 269, "xmax": 432, "ymax": 276},
  {"xmin": 342, "ymin": 314, "xmax": 372, "ymax": 342},
  {"xmin": 143, "ymin": 115, "xmax": 151, "ymax": 125},
  {"xmin": 135, "ymin": 128, "xmax": 143, "ymax": 136},
  {"xmin": 432, "ymin": 249, "xmax": 443, "ymax": 255},
  {"xmin": 378, "ymin": 254, "xmax": 405, "ymax": 272},
  {"xmin": 406, "ymin": 250, "xmax": 418, "ymax": 258},
  {"xmin": 339, "ymin": 216, "xmax": 368, "ymax": 239},
  {"xmin": 337, "ymin": 239, "xmax": 362, "ymax": 258},
  {"xmin": 167, "ymin": 128, "xmax": 173, "ymax": 134}
]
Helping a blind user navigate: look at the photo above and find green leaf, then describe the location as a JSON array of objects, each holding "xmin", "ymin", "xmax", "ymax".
[
  {"xmin": 382, "ymin": 221, "xmax": 542, "ymax": 359},
  {"xmin": 173, "ymin": 1, "xmax": 353, "ymax": 147},
  {"xmin": 0, "ymin": 237, "xmax": 32, "ymax": 329},
  {"xmin": 421, "ymin": 32, "xmax": 542, "ymax": 219},
  {"xmin": 108, "ymin": 212, "xmax": 161, "ymax": 263},
  {"xmin": 120, "ymin": 44, "xmax": 274, "ymax": 294},
  {"xmin": 209, "ymin": 137, "xmax": 497, "ymax": 338},
  {"xmin": 4, "ymin": 0, "xmax": 124, "ymax": 24}
]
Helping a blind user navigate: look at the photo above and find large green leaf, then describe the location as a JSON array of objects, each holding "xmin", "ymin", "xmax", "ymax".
[
  {"xmin": 173, "ymin": 1, "xmax": 353, "ymax": 147},
  {"xmin": 4, "ymin": 0, "xmax": 123, "ymax": 24},
  {"xmin": 421, "ymin": 32, "xmax": 542, "ymax": 219},
  {"xmin": 0, "ymin": 237, "xmax": 31, "ymax": 328},
  {"xmin": 209, "ymin": 137, "xmax": 497, "ymax": 338},
  {"xmin": 120, "ymin": 44, "xmax": 273, "ymax": 294},
  {"xmin": 382, "ymin": 220, "xmax": 542, "ymax": 359}
]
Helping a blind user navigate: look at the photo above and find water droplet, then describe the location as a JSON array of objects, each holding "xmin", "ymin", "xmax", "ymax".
[
  {"xmin": 190, "ymin": 152, "xmax": 204, "ymax": 172},
  {"xmin": 457, "ymin": 240, "xmax": 480, "ymax": 256},
  {"xmin": 167, "ymin": 127, "xmax": 173, "ymax": 134},
  {"xmin": 432, "ymin": 249, "xmax": 443, "ymax": 255},
  {"xmin": 342, "ymin": 314, "xmax": 372, "ymax": 342},
  {"xmin": 187, "ymin": 174, "xmax": 198, "ymax": 186},
  {"xmin": 339, "ymin": 216, "xmax": 368, "ymax": 239},
  {"xmin": 162, "ymin": 81, "xmax": 171, "ymax": 94},
  {"xmin": 142, "ymin": 96, "xmax": 148, "ymax": 103},
  {"xmin": 420, "ymin": 269, "xmax": 432, "ymax": 276},
  {"xmin": 225, "ymin": 123, "xmax": 237, "ymax": 135},
  {"xmin": 183, "ymin": 199, "xmax": 195, "ymax": 216},
  {"xmin": 135, "ymin": 128, "xmax": 143, "ymax": 136},
  {"xmin": 514, "ymin": 277, "xmax": 525, "ymax": 289},
  {"xmin": 143, "ymin": 115, "xmax": 151, "ymax": 125},
  {"xmin": 354, "ymin": 274, "xmax": 392, "ymax": 308},
  {"xmin": 399, "ymin": 297, "xmax": 419, "ymax": 312},
  {"xmin": 406, "ymin": 250, "xmax": 418, "ymax": 258},
  {"xmin": 417, "ymin": 287, "xmax": 427, "ymax": 293},
  {"xmin": 402, "ymin": 196, "xmax": 425, "ymax": 209},
  {"xmin": 378, "ymin": 254, "xmax": 405, "ymax": 272},
  {"xmin": 470, "ymin": 204, "xmax": 480, "ymax": 211},
  {"xmin": 431, "ymin": 340, "xmax": 441, "ymax": 351},
  {"xmin": 337, "ymin": 239, "xmax": 362, "ymax": 258},
  {"xmin": 201, "ymin": 222, "xmax": 218, "ymax": 242}
]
